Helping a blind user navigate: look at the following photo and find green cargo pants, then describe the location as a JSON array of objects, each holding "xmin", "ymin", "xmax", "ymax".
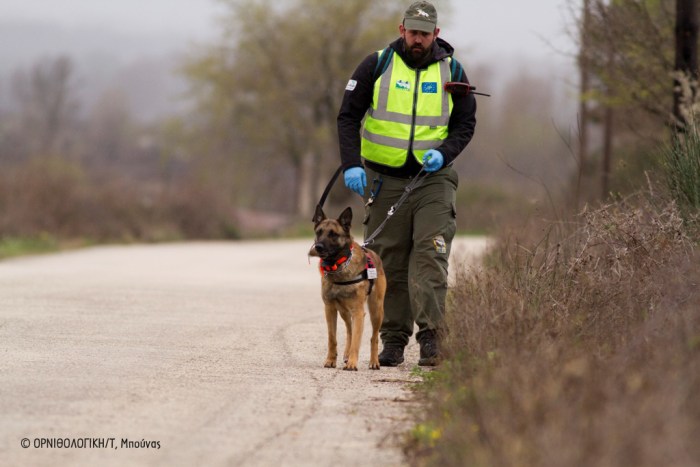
[{"xmin": 363, "ymin": 166, "xmax": 458, "ymax": 348}]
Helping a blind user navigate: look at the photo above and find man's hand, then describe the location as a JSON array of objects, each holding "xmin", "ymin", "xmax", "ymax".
[
  {"xmin": 422, "ymin": 150, "xmax": 444, "ymax": 172},
  {"xmin": 344, "ymin": 167, "xmax": 367, "ymax": 196}
]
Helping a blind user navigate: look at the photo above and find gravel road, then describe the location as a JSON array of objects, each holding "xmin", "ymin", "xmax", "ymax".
[{"xmin": 0, "ymin": 238, "xmax": 488, "ymax": 466}]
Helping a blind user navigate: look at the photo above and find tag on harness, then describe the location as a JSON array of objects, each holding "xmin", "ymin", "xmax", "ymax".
[{"xmin": 366, "ymin": 268, "xmax": 378, "ymax": 280}]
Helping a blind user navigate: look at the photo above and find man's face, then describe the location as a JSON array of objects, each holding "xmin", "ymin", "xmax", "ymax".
[{"xmin": 400, "ymin": 24, "xmax": 439, "ymax": 60}]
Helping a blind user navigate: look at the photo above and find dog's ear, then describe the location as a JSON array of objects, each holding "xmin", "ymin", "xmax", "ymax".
[
  {"xmin": 338, "ymin": 207, "xmax": 352, "ymax": 232},
  {"xmin": 312, "ymin": 205, "xmax": 326, "ymax": 227}
]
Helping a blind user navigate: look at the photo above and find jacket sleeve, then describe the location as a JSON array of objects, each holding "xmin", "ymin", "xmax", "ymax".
[
  {"xmin": 436, "ymin": 61, "xmax": 477, "ymax": 166},
  {"xmin": 337, "ymin": 52, "xmax": 378, "ymax": 172}
]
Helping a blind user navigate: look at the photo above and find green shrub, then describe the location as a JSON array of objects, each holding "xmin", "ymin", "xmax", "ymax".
[{"xmin": 663, "ymin": 124, "xmax": 700, "ymax": 218}]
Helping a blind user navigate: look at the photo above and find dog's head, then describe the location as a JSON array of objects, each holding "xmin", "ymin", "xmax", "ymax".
[{"xmin": 309, "ymin": 206, "xmax": 353, "ymax": 260}]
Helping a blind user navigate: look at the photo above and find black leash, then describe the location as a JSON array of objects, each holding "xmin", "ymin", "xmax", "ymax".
[
  {"xmin": 312, "ymin": 165, "xmax": 343, "ymax": 222},
  {"xmin": 312, "ymin": 164, "xmax": 429, "ymax": 248},
  {"xmin": 361, "ymin": 168, "xmax": 429, "ymax": 248}
]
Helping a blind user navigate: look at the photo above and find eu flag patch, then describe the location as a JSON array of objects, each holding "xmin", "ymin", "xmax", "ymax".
[{"xmin": 422, "ymin": 82, "xmax": 438, "ymax": 94}]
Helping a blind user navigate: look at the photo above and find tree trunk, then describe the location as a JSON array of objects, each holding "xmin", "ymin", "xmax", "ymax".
[
  {"xmin": 297, "ymin": 150, "xmax": 315, "ymax": 220},
  {"xmin": 577, "ymin": 0, "xmax": 592, "ymax": 207},
  {"xmin": 602, "ymin": 40, "xmax": 615, "ymax": 199},
  {"xmin": 601, "ymin": 106, "xmax": 614, "ymax": 198},
  {"xmin": 674, "ymin": 0, "xmax": 699, "ymax": 127}
]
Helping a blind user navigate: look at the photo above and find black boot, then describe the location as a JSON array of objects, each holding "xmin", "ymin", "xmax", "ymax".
[
  {"xmin": 378, "ymin": 345, "xmax": 405, "ymax": 367},
  {"xmin": 418, "ymin": 330, "xmax": 441, "ymax": 366}
]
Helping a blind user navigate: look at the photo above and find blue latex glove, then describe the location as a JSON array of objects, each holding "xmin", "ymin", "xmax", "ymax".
[
  {"xmin": 344, "ymin": 167, "xmax": 367, "ymax": 196},
  {"xmin": 422, "ymin": 150, "xmax": 444, "ymax": 173}
]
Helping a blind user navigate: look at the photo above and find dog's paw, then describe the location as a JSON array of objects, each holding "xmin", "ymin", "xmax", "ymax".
[
  {"xmin": 324, "ymin": 360, "xmax": 336, "ymax": 368},
  {"xmin": 369, "ymin": 361, "xmax": 380, "ymax": 370},
  {"xmin": 343, "ymin": 362, "xmax": 358, "ymax": 371}
]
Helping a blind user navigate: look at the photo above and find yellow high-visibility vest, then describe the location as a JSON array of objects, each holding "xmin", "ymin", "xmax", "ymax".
[{"xmin": 361, "ymin": 51, "xmax": 453, "ymax": 168}]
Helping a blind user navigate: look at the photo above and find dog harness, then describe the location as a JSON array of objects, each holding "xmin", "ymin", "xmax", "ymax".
[
  {"xmin": 319, "ymin": 245, "xmax": 377, "ymax": 295},
  {"xmin": 319, "ymin": 246, "xmax": 352, "ymax": 273}
]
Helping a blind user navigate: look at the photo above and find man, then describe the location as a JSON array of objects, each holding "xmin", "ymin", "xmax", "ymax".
[{"xmin": 337, "ymin": 1, "xmax": 477, "ymax": 366}]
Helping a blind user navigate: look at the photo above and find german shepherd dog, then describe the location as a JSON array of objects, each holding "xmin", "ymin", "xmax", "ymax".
[{"xmin": 309, "ymin": 206, "xmax": 386, "ymax": 371}]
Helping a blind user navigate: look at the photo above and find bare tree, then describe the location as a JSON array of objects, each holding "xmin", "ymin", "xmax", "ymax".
[
  {"xmin": 571, "ymin": 0, "xmax": 683, "ymax": 199},
  {"xmin": 11, "ymin": 56, "xmax": 80, "ymax": 158},
  {"xmin": 183, "ymin": 0, "xmax": 405, "ymax": 218}
]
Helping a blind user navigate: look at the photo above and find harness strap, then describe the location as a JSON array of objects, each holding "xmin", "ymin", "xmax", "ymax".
[
  {"xmin": 325, "ymin": 250, "xmax": 376, "ymax": 295},
  {"xmin": 333, "ymin": 275, "xmax": 365, "ymax": 286}
]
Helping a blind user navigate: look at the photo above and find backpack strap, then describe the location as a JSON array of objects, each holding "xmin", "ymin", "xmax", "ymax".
[
  {"xmin": 373, "ymin": 47, "xmax": 394, "ymax": 81},
  {"xmin": 450, "ymin": 57, "xmax": 465, "ymax": 82},
  {"xmin": 374, "ymin": 47, "xmax": 464, "ymax": 82}
]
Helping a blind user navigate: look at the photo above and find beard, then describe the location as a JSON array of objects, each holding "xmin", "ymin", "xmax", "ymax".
[
  {"xmin": 410, "ymin": 45, "xmax": 429, "ymax": 58},
  {"xmin": 405, "ymin": 40, "xmax": 433, "ymax": 66}
]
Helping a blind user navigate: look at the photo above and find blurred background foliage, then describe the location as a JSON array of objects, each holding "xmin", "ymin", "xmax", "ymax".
[{"xmin": 0, "ymin": 0, "xmax": 690, "ymax": 247}]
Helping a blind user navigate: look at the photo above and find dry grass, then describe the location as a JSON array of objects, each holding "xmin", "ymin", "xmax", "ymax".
[{"xmin": 408, "ymin": 194, "xmax": 700, "ymax": 467}]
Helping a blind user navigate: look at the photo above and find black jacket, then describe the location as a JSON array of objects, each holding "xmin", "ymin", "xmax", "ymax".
[{"xmin": 337, "ymin": 37, "xmax": 477, "ymax": 178}]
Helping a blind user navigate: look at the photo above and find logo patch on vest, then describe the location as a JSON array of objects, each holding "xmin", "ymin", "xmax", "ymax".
[
  {"xmin": 395, "ymin": 80, "xmax": 411, "ymax": 91},
  {"xmin": 345, "ymin": 79, "xmax": 357, "ymax": 91},
  {"xmin": 422, "ymin": 82, "xmax": 438, "ymax": 94}
]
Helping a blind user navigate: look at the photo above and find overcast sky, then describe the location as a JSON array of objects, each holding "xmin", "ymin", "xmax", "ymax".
[
  {"xmin": 0, "ymin": 0, "xmax": 578, "ymax": 120},
  {"xmin": 448, "ymin": 1, "xmax": 576, "ymax": 58},
  {"xmin": 0, "ymin": 0, "xmax": 577, "ymax": 62}
]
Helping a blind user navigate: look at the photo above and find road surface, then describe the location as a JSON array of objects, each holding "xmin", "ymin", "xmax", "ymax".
[{"xmin": 0, "ymin": 238, "xmax": 489, "ymax": 466}]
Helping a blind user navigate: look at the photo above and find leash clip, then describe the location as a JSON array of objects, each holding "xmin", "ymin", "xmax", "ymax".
[{"xmin": 365, "ymin": 177, "xmax": 383, "ymax": 207}]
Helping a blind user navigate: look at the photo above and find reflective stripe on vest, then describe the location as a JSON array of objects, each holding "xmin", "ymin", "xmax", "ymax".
[{"xmin": 361, "ymin": 52, "xmax": 452, "ymax": 168}]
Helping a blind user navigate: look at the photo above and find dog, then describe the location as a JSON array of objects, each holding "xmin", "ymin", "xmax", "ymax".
[{"xmin": 309, "ymin": 206, "xmax": 386, "ymax": 371}]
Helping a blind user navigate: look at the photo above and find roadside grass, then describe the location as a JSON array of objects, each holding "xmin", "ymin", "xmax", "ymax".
[
  {"xmin": 407, "ymin": 193, "xmax": 700, "ymax": 466},
  {"xmin": 0, "ymin": 234, "xmax": 99, "ymax": 260},
  {"xmin": 456, "ymin": 183, "xmax": 539, "ymax": 235},
  {"xmin": 0, "ymin": 234, "xmax": 60, "ymax": 259}
]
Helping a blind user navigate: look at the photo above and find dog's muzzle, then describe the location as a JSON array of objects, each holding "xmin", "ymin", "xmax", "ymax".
[{"xmin": 314, "ymin": 242, "xmax": 328, "ymax": 257}]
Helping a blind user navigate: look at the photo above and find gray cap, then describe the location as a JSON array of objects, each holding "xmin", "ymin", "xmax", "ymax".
[{"xmin": 404, "ymin": 1, "xmax": 438, "ymax": 33}]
